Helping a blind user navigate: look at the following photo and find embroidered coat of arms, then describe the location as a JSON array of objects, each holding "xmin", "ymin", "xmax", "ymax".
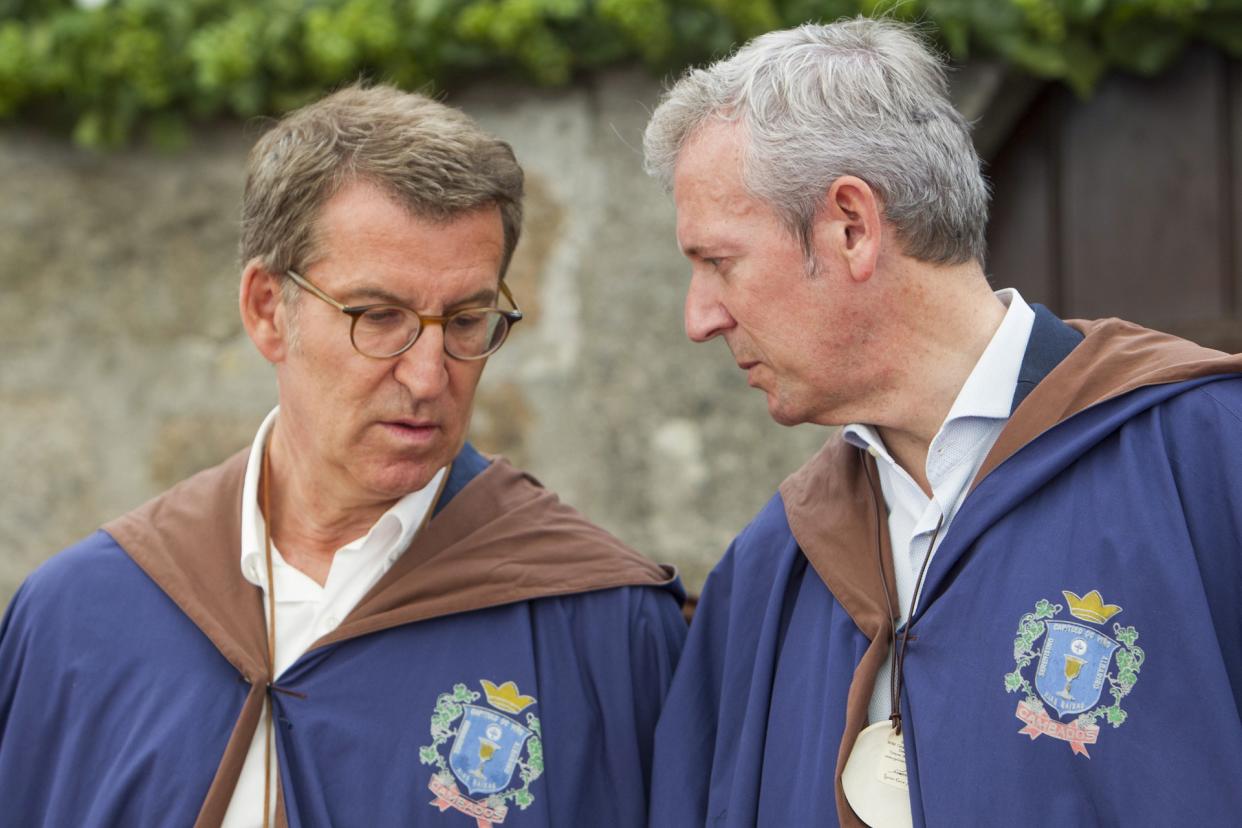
[
  {"xmin": 420, "ymin": 680, "xmax": 544, "ymax": 826},
  {"xmin": 1004, "ymin": 590, "xmax": 1145, "ymax": 757}
]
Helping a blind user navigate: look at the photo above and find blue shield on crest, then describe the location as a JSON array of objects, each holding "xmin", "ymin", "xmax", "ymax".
[
  {"xmin": 449, "ymin": 705, "xmax": 532, "ymax": 796},
  {"xmin": 1035, "ymin": 620, "xmax": 1119, "ymax": 718}
]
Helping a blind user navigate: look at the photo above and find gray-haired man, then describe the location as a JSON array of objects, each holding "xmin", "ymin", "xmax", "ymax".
[
  {"xmin": 0, "ymin": 85, "xmax": 685, "ymax": 828},
  {"xmin": 644, "ymin": 17, "xmax": 1242, "ymax": 828}
]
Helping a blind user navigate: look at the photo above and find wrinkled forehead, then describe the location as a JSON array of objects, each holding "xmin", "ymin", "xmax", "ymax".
[
  {"xmin": 673, "ymin": 120, "xmax": 748, "ymax": 197},
  {"xmin": 673, "ymin": 123, "xmax": 769, "ymax": 252},
  {"xmin": 305, "ymin": 182, "xmax": 506, "ymax": 301}
]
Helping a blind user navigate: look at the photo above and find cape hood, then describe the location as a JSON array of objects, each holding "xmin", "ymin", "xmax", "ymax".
[
  {"xmin": 778, "ymin": 318, "xmax": 1242, "ymax": 828},
  {"xmin": 103, "ymin": 448, "xmax": 677, "ymax": 826}
]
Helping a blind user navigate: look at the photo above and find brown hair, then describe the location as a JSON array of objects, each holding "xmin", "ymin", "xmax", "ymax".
[{"xmin": 241, "ymin": 84, "xmax": 524, "ymax": 291}]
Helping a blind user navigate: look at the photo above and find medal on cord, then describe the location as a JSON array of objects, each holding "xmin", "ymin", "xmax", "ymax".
[{"xmin": 842, "ymin": 454, "xmax": 943, "ymax": 828}]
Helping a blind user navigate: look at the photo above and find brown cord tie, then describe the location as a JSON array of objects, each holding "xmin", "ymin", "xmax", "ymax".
[
  {"xmin": 253, "ymin": 441, "xmax": 446, "ymax": 826},
  {"xmin": 261, "ymin": 446, "xmax": 278, "ymax": 828},
  {"xmin": 862, "ymin": 449, "xmax": 944, "ymax": 735}
]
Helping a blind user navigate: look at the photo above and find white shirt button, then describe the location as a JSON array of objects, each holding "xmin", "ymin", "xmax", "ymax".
[{"xmin": 322, "ymin": 614, "xmax": 340, "ymax": 632}]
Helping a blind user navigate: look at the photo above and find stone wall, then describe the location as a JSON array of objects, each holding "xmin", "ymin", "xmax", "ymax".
[{"xmin": 0, "ymin": 70, "xmax": 829, "ymax": 607}]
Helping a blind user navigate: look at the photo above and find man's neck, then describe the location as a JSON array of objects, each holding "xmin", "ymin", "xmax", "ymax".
[
  {"xmin": 262, "ymin": 424, "xmax": 398, "ymax": 586},
  {"xmin": 865, "ymin": 266, "xmax": 1007, "ymax": 495}
]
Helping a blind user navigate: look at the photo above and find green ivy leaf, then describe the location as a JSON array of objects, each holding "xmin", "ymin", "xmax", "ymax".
[
  {"xmin": 1061, "ymin": 0, "xmax": 1107, "ymax": 22},
  {"xmin": 2, "ymin": 0, "xmax": 1234, "ymax": 146},
  {"xmin": 72, "ymin": 109, "xmax": 107, "ymax": 148},
  {"xmin": 1197, "ymin": 12, "xmax": 1242, "ymax": 55},
  {"xmin": 1102, "ymin": 18, "xmax": 1188, "ymax": 75},
  {"xmin": 0, "ymin": 22, "xmax": 31, "ymax": 116},
  {"xmin": 1060, "ymin": 33, "xmax": 1107, "ymax": 96},
  {"xmin": 709, "ymin": 0, "xmax": 781, "ymax": 38}
]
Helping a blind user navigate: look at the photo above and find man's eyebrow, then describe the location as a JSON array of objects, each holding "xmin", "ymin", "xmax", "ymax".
[
  {"xmin": 681, "ymin": 244, "xmax": 724, "ymax": 260},
  {"xmin": 342, "ymin": 285, "xmax": 499, "ymax": 309},
  {"xmin": 342, "ymin": 285, "xmax": 406, "ymax": 305},
  {"xmin": 445, "ymin": 287, "xmax": 500, "ymax": 309}
]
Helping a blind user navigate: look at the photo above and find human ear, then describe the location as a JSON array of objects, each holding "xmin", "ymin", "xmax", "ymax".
[
  {"xmin": 239, "ymin": 259, "xmax": 290, "ymax": 364},
  {"xmin": 815, "ymin": 176, "xmax": 883, "ymax": 283}
]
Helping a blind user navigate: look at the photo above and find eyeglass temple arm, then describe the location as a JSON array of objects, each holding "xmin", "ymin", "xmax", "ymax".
[
  {"xmin": 286, "ymin": 270, "xmax": 348, "ymax": 311},
  {"xmin": 499, "ymin": 280, "xmax": 521, "ymax": 316}
]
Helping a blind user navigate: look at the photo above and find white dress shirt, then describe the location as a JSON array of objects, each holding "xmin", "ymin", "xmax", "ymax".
[
  {"xmin": 222, "ymin": 407, "xmax": 446, "ymax": 828},
  {"xmin": 843, "ymin": 289, "xmax": 1035, "ymax": 725}
]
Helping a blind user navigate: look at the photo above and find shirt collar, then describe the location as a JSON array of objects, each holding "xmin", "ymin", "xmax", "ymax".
[
  {"xmin": 942, "ymin": 288, "xmax": 1035, "ymax": 424},
  {"xmin": 842, "ymin": 288, "xmax": 1035, "ymax": 452},
  {"xmin": 842, "ymin": 423, "xmax": 891, "ymax": 463},
  {"xmin": 240, "ymin": 407, "xmax": 279, "ymax": 585},
  {"xmin": 239, "ymin": 406, "xmax": 447, "ymax": 587}
]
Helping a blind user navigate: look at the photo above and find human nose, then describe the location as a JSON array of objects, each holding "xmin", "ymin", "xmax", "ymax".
[
  {"xmin": 393, "ymin": 321, "xmax": 450, "ymax": 397},
  {"xmin": 684, "ymin": 270, "xmax": 734, "ymax": 343}
]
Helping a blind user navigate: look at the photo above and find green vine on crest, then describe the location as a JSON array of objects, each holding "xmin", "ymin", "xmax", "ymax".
[
  {"xmin": 418, "ymin": 683, "xmax": 480, "ymax": 774},
  {"xmin": 480, "ymin": 712, "xmax": 544, "ymax": 811},
  {"xmin": 1004, "ymin": 598, "xmax": 1061, "ymax": 705},
  {"xmin": 1076, "ymin": 624, "xmax": 1145, "ymax": 729}
]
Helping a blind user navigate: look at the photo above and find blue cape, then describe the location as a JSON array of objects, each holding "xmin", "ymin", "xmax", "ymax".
[
  {"xmin": 1, "ymin": 444, "xmax": 686, "ymax": 827},
  {"xmin": 650, "ymin": 316, "xmax": 1242, "ymax": 826}
]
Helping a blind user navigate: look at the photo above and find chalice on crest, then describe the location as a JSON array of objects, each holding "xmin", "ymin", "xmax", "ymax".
[{"xmin": 1057, "ymin": 638, "xmax": 1090, "ymax": 700}]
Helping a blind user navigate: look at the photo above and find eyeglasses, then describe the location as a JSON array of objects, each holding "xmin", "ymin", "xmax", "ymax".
[{"xmin": 285, "ymin": 270, "xmax": 523, "ymax": 360}]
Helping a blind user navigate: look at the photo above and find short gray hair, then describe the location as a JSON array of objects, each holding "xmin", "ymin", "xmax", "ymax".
[
  {"xmin": 644, "ymin": 17, "xmax": 988, "ymax": 266},
  {"xmin": 242, "ymin": 84, "xmax": 524, "ymax": 297}
]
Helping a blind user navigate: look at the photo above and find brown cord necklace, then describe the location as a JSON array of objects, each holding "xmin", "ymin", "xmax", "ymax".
[
  {"xmin": 254, "ymin": 448, "xmax": 448, "ymax": 827},
  {"xmin": 842, "ymin": 451, "xmax": 944, "ymax": 827},
  {"xmin": 260, "ymin": 446, "xmax": 277, "ymax": 828},
  {"xmin": 863, "ymin": 451, "xmax": 944, "ymax": 733}
]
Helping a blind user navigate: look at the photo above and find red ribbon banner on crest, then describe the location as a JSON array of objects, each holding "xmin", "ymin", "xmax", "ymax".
[
  {"xmin": 429, "ymin": 775, "xmax": 509, "ymax": 828},
  {"xmin": 1015, "ymin": 701, "xmax": 1099, "ymax": 757}
]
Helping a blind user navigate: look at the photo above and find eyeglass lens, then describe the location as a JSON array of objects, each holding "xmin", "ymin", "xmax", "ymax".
[{"xmin": 351, "ymin": 306, "xmax": 510, "ymax": 359}]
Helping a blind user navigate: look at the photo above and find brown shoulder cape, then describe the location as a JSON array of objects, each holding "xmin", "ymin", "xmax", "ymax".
[
  {"xmin": 777, "ymin": 318, "xmax": 1242, "ymax": 828},
  {"xmin": 104, "ymin": 452, "xmax": 676, "ymax": 827}
]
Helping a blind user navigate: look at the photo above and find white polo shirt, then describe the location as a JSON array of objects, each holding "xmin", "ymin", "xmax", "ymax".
[
  {"xmin": 222, "ymin": 407, "xmax": 446, "ymax": 828},
  {"xmin": 842, "ymin": 289, "xmax": 1035, "ymax": 725}
]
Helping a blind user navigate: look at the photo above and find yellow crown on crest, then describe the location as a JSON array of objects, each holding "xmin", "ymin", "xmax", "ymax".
[
  {"xmin": 1062, "ymin": 590, "xmax": 1122, "ymax": 624},
  {"xmin": 481, "ymin": 680, "xmax": 536, "ymax": 714}
]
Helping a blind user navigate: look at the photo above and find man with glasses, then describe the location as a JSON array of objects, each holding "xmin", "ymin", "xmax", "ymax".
[
  {"xmin": 0, "ymin": 85, "xmax": 685, "ymax": 827},
  {"xmin": 642, "ymin": 17, "xmax": 1242, "ymax": 828}
]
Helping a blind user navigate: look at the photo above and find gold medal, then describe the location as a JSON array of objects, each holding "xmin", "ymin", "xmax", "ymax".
[{"xmin": 841, "ymin": 721, "xmax": 913, "ymax": 828}]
